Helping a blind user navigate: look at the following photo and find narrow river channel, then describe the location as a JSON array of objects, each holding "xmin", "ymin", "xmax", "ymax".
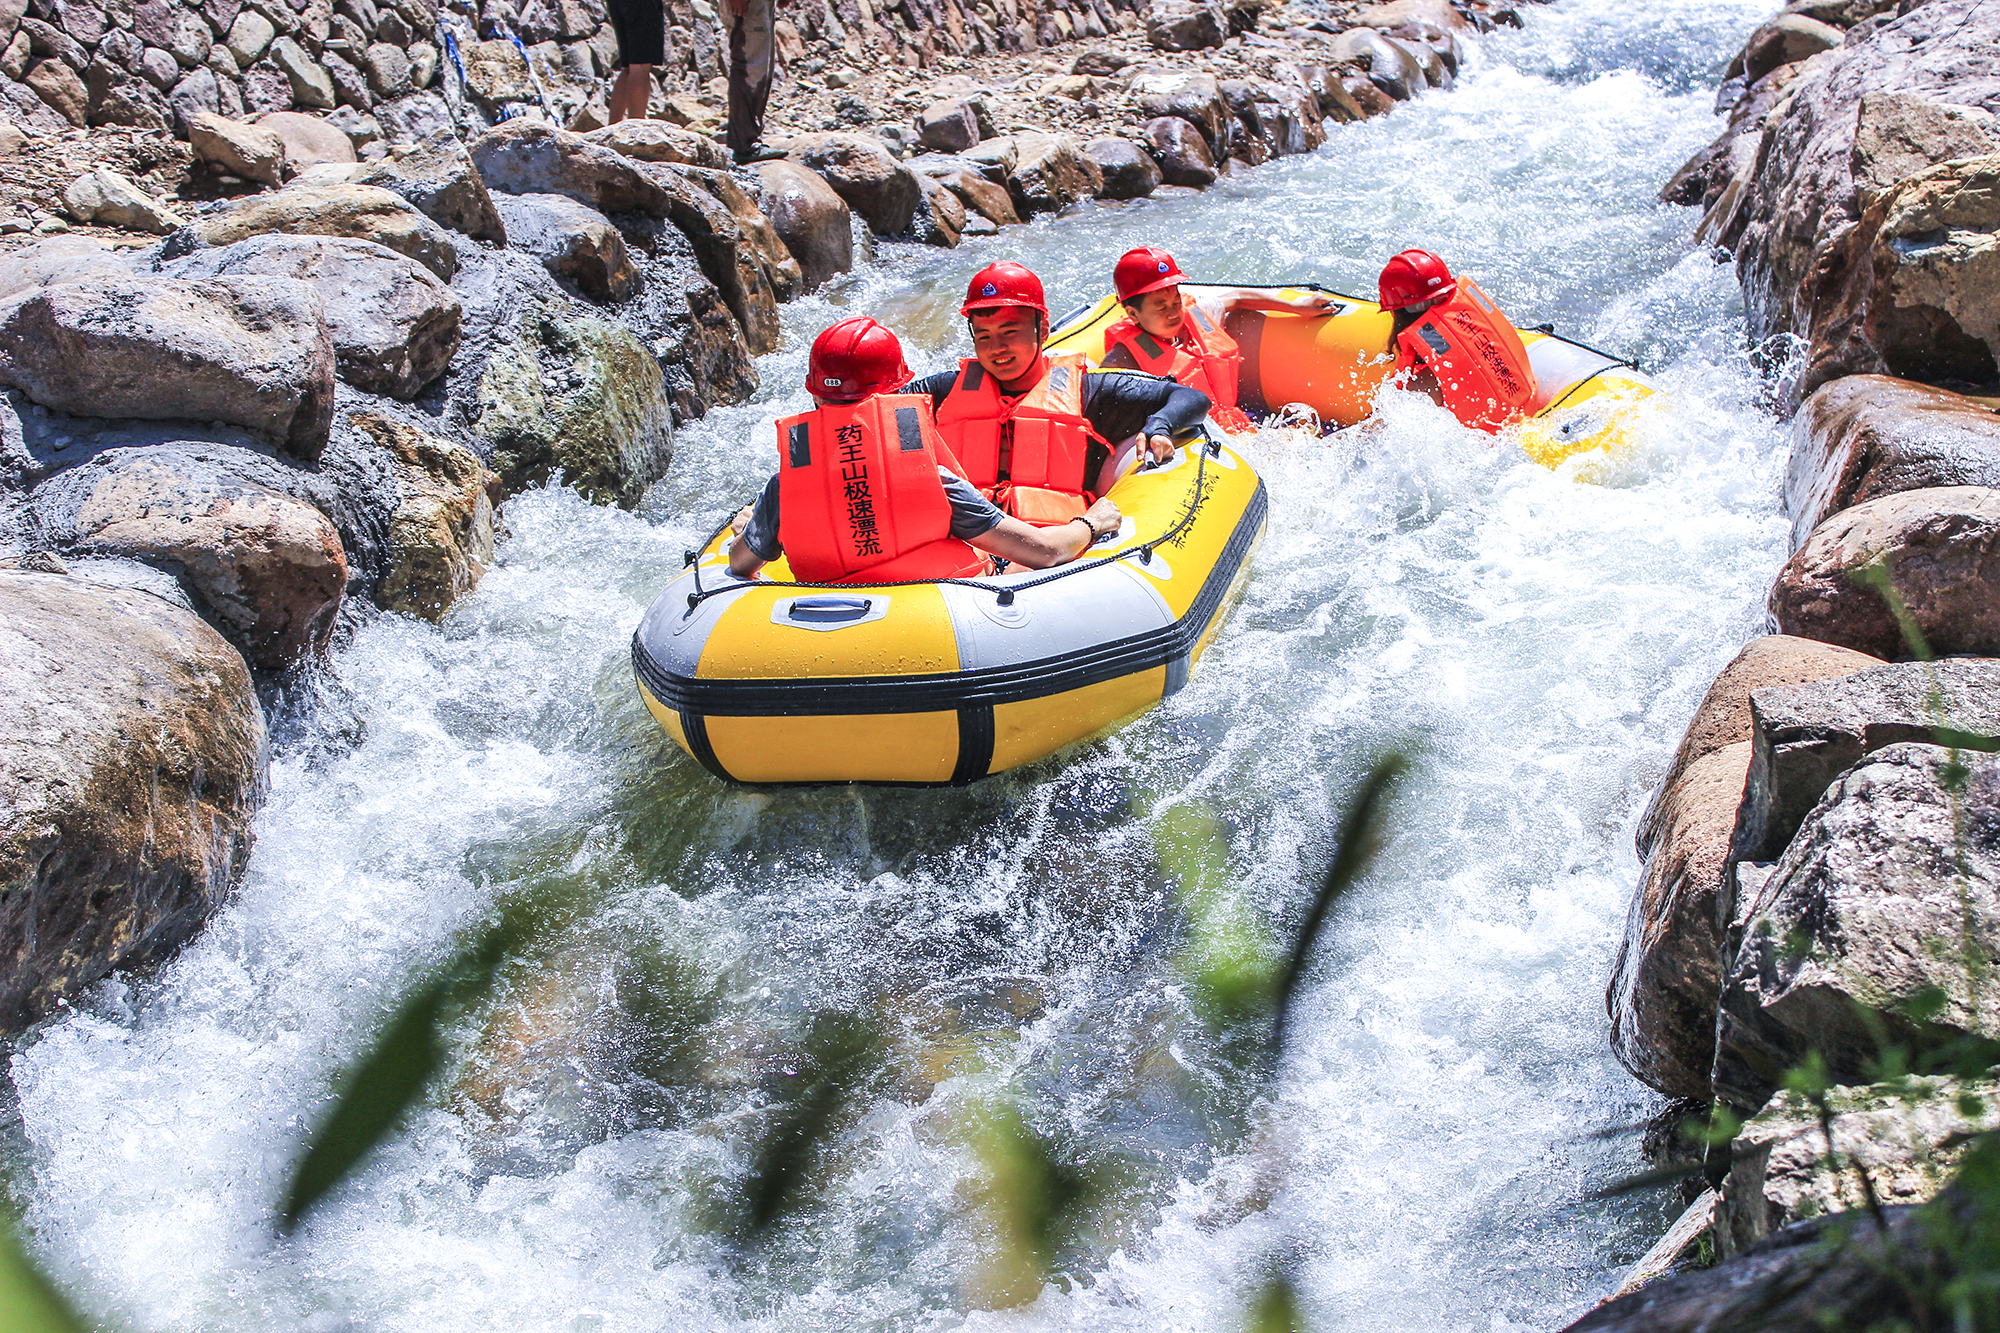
[{"xmin": 8, "ymin": 1, "xmax": 1792, "ymax": 1327}]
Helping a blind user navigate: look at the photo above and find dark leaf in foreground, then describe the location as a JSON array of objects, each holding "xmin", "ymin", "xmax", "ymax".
[
  {"xmin": 279, "ymin": 912, "xmax": 523, "ymax": 1233},
  {"xmin": 1271, "ymin": 753, "xmax": 1408, "ymax": 1056},
  {"xmin": 1246, "ymin": 1272, "xmax": 1308, "ymax": 1332},
  {"xmin": 1585, "ymin": 1161, "xmax": 1708, "ymax": 1201},
  {"xmin": 736, "ymin": 1012, "xmax": 882, "ymax": 1243},
  {"xmin": 969, "ymin": 1102, "xmax": 1102, "ymax": 1308}
]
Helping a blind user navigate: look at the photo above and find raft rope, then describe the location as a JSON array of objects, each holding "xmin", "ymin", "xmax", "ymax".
[{"xmin": 678, "ymin": 431, "xmax": 1224, "ymax": 615}]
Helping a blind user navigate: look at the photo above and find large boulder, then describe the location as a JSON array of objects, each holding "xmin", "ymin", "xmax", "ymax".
[
  {"xmin": 1849, "ymin": 92, "xmax": 2000, "ymax": 211},
  {"xmin": 254, "ymin": 109, "xmax": 357, "ymax": 177},
  {"xmin": 1130, "ymin": 70, "xmax": 1230, "ymax": 156},
  {"xmin": 493, "ymin": 192, "xmax": 640, "ymax": 303},
  {"xmin": 0, "ymin": 275, "xmax": 336, "ymax": 460},
  {"xmin": 1608, "ymin": 636, "xmax": 1881, "ymax": 1097},
  {"xmin": 188, "ymin": 111, "xmax": 283, "ymax": 187},
  {"xmin": 161, "ymin": 235, "xmax": 463, "ymax": 401},
  {"xmin": 751, "ymin": 159, "xmax": 852, "ymax": 292},
  {"xmin": 1142, "ymin": 116, "xmax": 1217, "ymax": 188},
  {"xmin": 1730, "ymin": 657, "xmax": 2000, "ymax": 865},
  {"xmin": 1742, "ymin": 12, "xmax": 1844, "ymax": 82},
  {"xmin": 1714, "ymin": 744, "xmax": 2000, "ymax": 1110},
  {"xmin": 1322, "ymin": 28, "xmax": 1425, "ymax": 102},
  {"xmin": 581, "ymin": 120, "xmax": 732, "ymax": 170},
  {"xmin": 1661, "ymin": 64, "xmax": 1804, "ymax": 211},
  {"xmin": 910, "ymin": 172, "xmax": 964, "ymax": 248},
  {"xmin": 344, "ymin": 411, "xmax": 495, "ymax": 620},
  {"xmin": 0, "ymin": 236, "xmax": 133, "ymax": 300},
  {"xmin": 917, "ymin": 97, "xmax": 980, "ymax": 154},
  {"xmin": 1085, "ymin": 137, "xmax": 1160, "ymax": 201},
  {"xmin": 0, "ymin": 570, "xmax": 265, "ymax": 1031},
  {"xmin": 1787, "ymin": 376, "xmax": 2000, "ymax": 550},
  {"xmin": 1006, "ymin": 130, "xmax": 1101, "ymax": 217},
  {"xmin": 1707, "ymin": 0, "xmax": 2000, "ymax": 385},
  {"xmin": 1769, "ymin": 486, "xmax": 2000, "ymax": 660},
  {"xmin": 356, "ymin": 133, "xmax": 508, "ymax": 245},
  {"xmin": 784, "ymin": 131, "xmax": 922, "ymax": 236},
  {"xmin": 1718, "ymin": 1078, "xmax": 1999, "ymax": 1255},
  {"xmin": 1801, "ymin": 153, "xmax": 2000, "ymax": 396},
  {"xmin": 469, "ymin": 117, "xmax": 676, "ymax": 214},
  {"xmin": 471, "ymin": 306, "xmax": 673, "ymax": 506},
  {"xmin": 1144, "ymin": 0, "xmax": 1225, "ymax": 51},
  {"xmin": 186, "ymin": 184, "xmax": 459, "ymax": 281},
  {"xmin": 940, "ymin": 168, "xmax": 1019, "ymax": 226},
  {"xmin": 31, "ymin": 447, "xmax": 347, "ymax": 670}
]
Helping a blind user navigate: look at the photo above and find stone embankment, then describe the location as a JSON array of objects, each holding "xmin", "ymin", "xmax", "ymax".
[
  {"xmin": 1585, "ymin": 0, "xmax": 2000, "ymax": 1322},
  {"xmin": 0, "ymin": 0, "xmax": 1502, "ymax": 1030}
]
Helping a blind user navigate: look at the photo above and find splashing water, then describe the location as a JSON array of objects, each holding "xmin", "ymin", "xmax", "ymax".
[{"xmin": 7, "ymin": 1, "xmax": 1789, "ymax": 1329}]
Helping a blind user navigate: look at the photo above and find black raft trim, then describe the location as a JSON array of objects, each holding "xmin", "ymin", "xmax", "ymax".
[
  {"xmin": 631, "ymin": 480, "xmax": 1267, "ymax": 719},
  {"xmin": 951, "ymin": 706, "xmax": 995, "ymax": 784}
]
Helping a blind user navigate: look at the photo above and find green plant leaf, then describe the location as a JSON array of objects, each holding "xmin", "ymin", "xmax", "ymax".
[
  {"xmin": 1245, "ymin": 1273, "xmax": 1307, "ymax": 1333},
  {"xmin": 736, "ymin": 1011, "xmax": 883, "ymax": 1243},
  {"xmin": 0, "ymin": 1221, "xmax": 86, "ymax": 1333},
  {"xmin": 279, "ymin": 911, "xmax": 523, "ymax": 1234}
]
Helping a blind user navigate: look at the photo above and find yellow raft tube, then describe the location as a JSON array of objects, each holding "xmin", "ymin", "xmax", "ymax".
[
  {"xmin": 1047, "ymin": 283, "xmax": 1657, "ymax": 470},
  {"xmin": 633, "ymin": 435, "xmax": 1264, "ymax": 786}
]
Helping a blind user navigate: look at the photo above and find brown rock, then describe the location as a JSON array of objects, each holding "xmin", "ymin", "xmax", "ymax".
[
  {"xmin": 751, "ymin": 159, "xmax": 851, "ymax": 293},
  {"xmin": 911, "ymin": 171, "xmax": 964, "ymax": 247},
  {"xmin": 1742, "ymin": 13, "xmax": 1844, "ymax": 82},
  {"xmin": 1340, "ymin": 72, "xmax": 1396, "ymax": 118},
  {"xmin": 1849, "ymin": 91, "xmax": 2000, "ymax": 212},
  {"xmin": 32, "ymin": 448, "xmax": 348, "ymax": 669},
  {"xmin": 1638, "ymin": 635, "xmax": 1883, "ymax": 859},
  {"xmin": 918, "ymin": 97, "xmax": 980, "ymax": 153},
  {"xmin": 937, "ymin": 167, "xmax": 1018, "ymax": 226},
  {"xmin": 1769, "ymin": 485, "xmax": 2000, "ymax": 660},
  {"xmin": 581, "ymin": 119, "xmax": 731, "ymax": 170},
  {"xmin": 1606, "ymin": 740, "xmax": 1752, "ymax": 1098},
  {"xmin": 254, "ymin": 109, "xmax": 358, "ymax": 177},
  {"xmin": 189, "ymin": 111, "xmax": 284, "ymax": 187},
  {"xmin": 1131, "ymin": 69, "xmax": 1229, "ymax": 154},
  {"xmin": 347, "ymin": 411, "xmax": 496, "ymax": 620},
  {"xmin": 1145, "ymin": 0, "xmax": 1225, "ymax": 51},
  {"xmin": 24, "ymin": 57, "xmax": 83, "ymax": 126},
  {"xmin": 191, "ymin": 183, "xmax": 458, "ymax": 281},
  {"xmin": 1142, "ymin": 115, "xmax": 1216, "ymax": 188},
  {"xmin": 1006, "ymin": 129, "xmax": 1101, "ymax": 216},
  {"xmin": 785, "ymin": 131, "xmax": 922, "ymax": 236},
  {"xmin": 0, "ymin": 571, "xmax": 265, "ymax": 1030},
  {"xmin": 0, "ymin": 275, "xmax": 337, "ymax": 460},
  {"xmin": 1787, "ymin": 375, "xmax": 2000, "ymax": 550}
]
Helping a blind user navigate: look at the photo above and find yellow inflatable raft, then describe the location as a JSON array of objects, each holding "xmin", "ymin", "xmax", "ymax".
[
  {"xmin": 1047, "ymin": 284, "xmax": 1656, "ymax": 469},
  {"xmin": 633, "ymin": 435, "xmax": 1265, "ymax": 786}
]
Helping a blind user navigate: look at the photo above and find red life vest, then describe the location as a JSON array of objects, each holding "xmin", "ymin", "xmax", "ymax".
[
  {"xmin": 1392, "ymin": 279, "xmax": 1537, "ymax": 434},
  {"xmin": 774, "ymin": 394, "xmax": 989, "ymax": 584},
  {"xmin": 933, "ymin": 352, "xmax": 1101, "ymax": 506},
  {"xmin": 1103, "ymin": 295, "xmax": 1254, "ymax": 434}
]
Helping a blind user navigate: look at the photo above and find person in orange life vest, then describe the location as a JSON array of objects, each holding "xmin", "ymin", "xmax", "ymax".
[
  {"xmin": 1376, "ymin": 248, "xmax": 1537, "ymax": 433},
  {"xmin": 1098, "ymin": 246, "xmax": 1337, "ymax": 435},
  {"xmin": 903, "ymin": 261, "xmax": 1211, "ymax": 524},
  {"xmin": 726, "ymin": 317, "xmax": 1122, "ymax": 583}
]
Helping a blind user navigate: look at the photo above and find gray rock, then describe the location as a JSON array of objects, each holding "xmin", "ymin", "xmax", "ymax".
[
  {"xmin": 1787, "ymin": 376, "xmax": 2000, "ymax": 551},
  {"xmin": 1130, "ymin": 69, "xmax": 1230, "ymax": 155},
  {"xmin": 1731, "ymin": 657, "xmax": 2000, "ymax": 867},
  {"xmin": 1715, "ymin": 744, "xmax": 2000, "ymax": 1110},
  {"xmin": 372, "ymin": 90, "xmax": 452, "ymax": 143},
  {"xmin": 362, "ymin": 39, "xmax": 411, "ymax": 100},
  {"xmin": 0, "ymin": 236, "xmax": 133, "ymax": 301},
  {"xmin": 580, "ymin": 119, "xmax": 731, "ymax": 170},
  {"xmin": 1006, "ymin": 129, "xmax": 1101, "ymax": 217},
  {"xmin": 751, "ymin": 158, "xmax": 851, "ymax": 292},
  {"xmin": 188, "ymin": 110, "xmax": 284, "ymax": 187},
  {"xmin": 1144, "ymin": 0, "xmax": 1225, "ymax": 51},
  {"xmin": 1743, "ymin": 12, "xmax": 1845, "ymax": 82},
  {"xmin": 0, "ymin": 275, "xmax": 337, "ymax": 459},
  {"xmin": 344, "ymin": 409, "xmax": 495, "ymax": 620},
  {"xmin": 187, "ymin": 183, "xmax": 458, "ymax": 281},
  {"xmin": 461, "ymin": 38, "xmax": 534, "ymax": 116},
  {"xmin": 30, "ymin": 446, "xmax": 347, "ymax": 669},
  {"xmin": 161, "ymin": 234, "xmax": 462, "ymax": 400},
  {"xmin": 224, "ymin": 9, "xmax": 275, "ymax": 68},
  {"xmin": 960, "ymin": 135, "xmax": 1017, "ymax": 183},
  {"xmin": 0, "ymin": 570, "xmax": 266, "ymax": 1030},
  {"xmin": 783, "ymin": 131, "xmax": 922, "ymax": 237},
  {"xmin": 357, "ymin": 132, "xmax": 507, "ymax": 244},
  {"xmin": 1142, "ymin": 115, "xmax": 1217, "ymax": 188},
  {"xmin": 492, "ymin": 191, "xmax": 638, "ymax": 302},
  {"xmin": 267, "ymin": 34, "xmax": 333, "ymax": 109},
  {"xmin": 1769, "ymin": 486, "xmax": 2000, "ymax": 660},
  {"xmin": 909, "ymin": 171, "xmax": 963, "ymax": 248},
  {"xmin": 60, "ymin": 167, "xmax": 183, "ymax": 232}
]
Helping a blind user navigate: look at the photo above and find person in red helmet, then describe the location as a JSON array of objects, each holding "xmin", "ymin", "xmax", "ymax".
[
  {"xmin": 903, "ymin": 260, "xmax": 1212, "ymax": 526},
  {"xmin": 1376, "ymin": 249, "xmax": 1537, "ymax": 433},
  {"xmin": 727, "ymin": 317, "xmax": 1121, "ymax": 582},
  {"xmin": 1099, "ymin": 246, "xmax": 1335, "ymax": 435}
]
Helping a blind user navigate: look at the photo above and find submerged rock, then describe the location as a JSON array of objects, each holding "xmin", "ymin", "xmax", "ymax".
[
  {"xmin": 1769, "ymin": 486, "xmax": 2000, "ymax": 660},
  {"xmin": 1715, "ymin": 744, "xmax": 2000, "ymax": 1111},
  {"xmin": 345, "ymin": 411, "xmax": 495, "ymax": 621},
  {"xmin": 0, "ymin": 570, "xmax": 265, "ymax": 1030}
]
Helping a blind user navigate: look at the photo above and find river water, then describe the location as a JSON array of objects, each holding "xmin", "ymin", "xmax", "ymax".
[{"xmin": 7, "ymin": 3, "xmax": 1791, "ymax": 1329}]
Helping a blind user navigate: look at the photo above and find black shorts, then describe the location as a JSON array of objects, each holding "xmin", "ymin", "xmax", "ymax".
[{"xmin": 605, "ymin": 0, "xmax": 665, "ymax": 67}]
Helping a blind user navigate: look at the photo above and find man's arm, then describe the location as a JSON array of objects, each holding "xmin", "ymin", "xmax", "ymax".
[
  {"xmin": 1083, "ymin": 370, "xmax": 1210, "ymax": 462},
  {"xmin": 970, "ymin": 496, "xmax": 1122, "ymax": 569},
  {"xmin": 725, "ymin": 474, "xmax": 782, "ymax": 577},
  {"xmin": 905, "ymin": 369, "xmax": 959, "ymax": 411}
]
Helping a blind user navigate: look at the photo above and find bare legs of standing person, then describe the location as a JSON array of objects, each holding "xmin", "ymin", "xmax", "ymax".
[{"xmin": 609, "ymin": 63, "xmax": 652, "ymax": 122}]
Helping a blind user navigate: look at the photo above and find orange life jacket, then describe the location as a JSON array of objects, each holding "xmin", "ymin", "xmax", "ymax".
[
  {"xmin": 933, "ymin": 353, "xmax": 1102, "ymax": 516},
  {"xmin": 1103, "ymin": 295, "xmax": 1254, "ymax": 434},
  {"xmin": 1392, "ymin": 279, "xmax": 1537, "ymax": 434},
  {"xmin": 774, "ymin": 394, "xmax": 989, "ymax": 584}
]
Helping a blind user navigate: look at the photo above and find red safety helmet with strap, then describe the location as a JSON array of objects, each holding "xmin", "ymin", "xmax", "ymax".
[
  {"xmin": 1392, "ymin": 278, "xmax": 1537, "ymax": 433},
  {"xmin": 961, "ymin": 261, "xmax": 1049, "ymax": 320},
  {"xmin": 1102, "ymin": 294, "xmax": 1254, "ymax": 435},
  {"xmin": 807, "ymin": 316, "xmax": 911, "ymax": 403},
  {"xmin": 774, "ymin": 393, "xmax": 990, "ymax": 583},
  {"xmin": 1113, "ymin": 246, "xmax": 1185, "ymax": 302},
  {"xmin": 1378, "ymin": 248, "xmax": 1458, "ymax": 312},
  {"xmin": 934, "ymin": 351, "xmax": 1104, "ymax": 523}
]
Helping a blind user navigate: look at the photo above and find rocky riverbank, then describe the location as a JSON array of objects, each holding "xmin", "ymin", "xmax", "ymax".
[
  {"xmin": 0, "ymin": 0, "xmax": 1503, "ymax": 1032},
  {"xmin": 1584, "ymin": 0, "xmax": 2000, "ymax": 1322}
]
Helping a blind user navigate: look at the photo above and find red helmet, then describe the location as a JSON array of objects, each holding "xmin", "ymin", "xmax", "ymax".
[
  {"xmin": 807, "ymin": 316, "xmax": 910, "ymax": 403},
  {"xmin": 960, "ymin": 261, "xmax": 1048, "ymax": 319},
  {"xmin": 1378, "ymin": 249, "xmax": 1457, "ymax": 311},
  {"xmin": 1114, "ymin": 246, "xmax": 1185, "ymax": 302}
]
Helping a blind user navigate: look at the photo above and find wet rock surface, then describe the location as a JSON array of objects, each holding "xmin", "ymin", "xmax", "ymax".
[
  {"xmin": 186, "ymin": 182, "xmax": 459, "ymax": 280},
  {"xmin": 0, "ymin": 569, "xmax": 265, "ymax": 1031},
  {"xmin": 750, "ymin": 157, "xmax": 850, "ymax": 292}
]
